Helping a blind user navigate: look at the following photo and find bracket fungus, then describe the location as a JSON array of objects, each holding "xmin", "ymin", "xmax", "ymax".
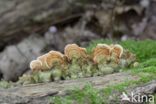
[
  {"xmin": 93, "ymin": 44, "xmax": 111, "ymax": 64},
  {"xmin": 93, "ymin": 44, "xmax": 123, "ymax": 64},
  {"xmin": 64, "ymin": 44, "xmax": 88, "ymax": 60},
  {"xmin": 23, "ymin": 43, "xmax": 136, "ymax": 84},
  {"xmin": 30, "ymin": 51, "xmax": 66, "ymax": 72}
]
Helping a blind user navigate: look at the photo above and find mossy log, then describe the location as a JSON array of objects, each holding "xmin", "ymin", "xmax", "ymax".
[{"xmin": 0, "ymin": 72, "xmax": 138, "ymax": 104}]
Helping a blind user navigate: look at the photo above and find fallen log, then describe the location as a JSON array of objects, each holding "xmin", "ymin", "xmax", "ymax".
[
  {"xmin": 129, "ymin": 80, "xmax": 156, "ymax": 95},
  {"xmin": 120, "ymin": 80, "xmax": 156, "ymax": 104},
  {"xmin": 0, "ymin": 72, "xmax": 138, "ymax": 104}
]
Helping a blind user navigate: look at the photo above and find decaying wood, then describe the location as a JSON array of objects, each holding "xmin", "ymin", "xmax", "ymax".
[
  {"xmin": 0, "ymin": 72, "xmax": 138, "ymax": 104},
  {"xmin": 120, "ymin": 80, "xmax": 156, "ymax": 104},
  {"xmin": 129, "ymin": 80, "xmax": 156, "ymax": 95}
]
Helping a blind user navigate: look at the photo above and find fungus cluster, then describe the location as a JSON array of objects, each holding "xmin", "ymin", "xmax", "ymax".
[{"xmin": 18, "ymin": 43, "xmax": 136, "ymax": 84}]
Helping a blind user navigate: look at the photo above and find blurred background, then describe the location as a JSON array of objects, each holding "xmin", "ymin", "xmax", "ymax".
[{"xmin": 0, "ymin": 0, "xmax": 155, "ymax": 81}]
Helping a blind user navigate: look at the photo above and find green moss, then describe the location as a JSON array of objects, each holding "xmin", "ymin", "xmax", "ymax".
[
  {"xmin": 0, "ymin": 80, "xmax": 11, "ymax": 89},
  {"xmin": 130, "ymin": 58, "xmax": 156, "ymax": 75},
  {"xmin": 140, "ymin": 58, "xmax": 156, "ymax": 67},
  {"xmin": 120, "ymin": 40, "xmax": 156, "ymax": 61},
  {"xmin": 132, "ymin": 66, "xmax": 156, "ymax": 75},
  {"xmin": 49, "ymin": 84, "xmax": 104, "ymax": 104}
]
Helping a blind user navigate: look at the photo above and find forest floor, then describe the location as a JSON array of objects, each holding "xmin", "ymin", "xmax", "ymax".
[{"xmin": 0, "ymin": 39, "xmax": 156, "ymax": 104}]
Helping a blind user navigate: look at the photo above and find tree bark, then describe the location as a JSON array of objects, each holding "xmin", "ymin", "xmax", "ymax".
[
  {"xmin": 129, "ymin": 80, "xmax": 156, "ymax": 95},
  {"xmin": 120, "ymin": 80, "xmax": 156, "ymax": 104}
]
